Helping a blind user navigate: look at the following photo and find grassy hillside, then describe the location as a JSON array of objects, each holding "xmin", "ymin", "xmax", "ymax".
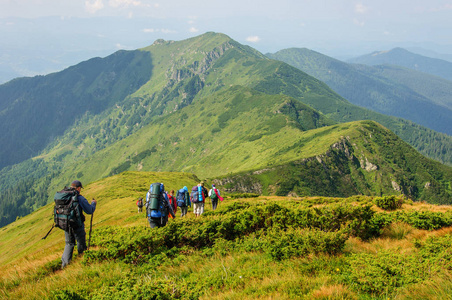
[
  {"xmin": 215, "ymin": 120, "xmax": 452, "ymax": 203},
  {"xmin": 354, "ymin": 64, "xmax": 452, "ymax": 111},
  {"xmin": 2, "ymin": 171, "xmax": 452, "ymax": 299},
  {"xmin": 267, "ymin": 47, "xmax": 452, "ymax": 141},
  {"xmin": 2, "ymin": 32, "xmax": 452, "ymax": 228},
  {"xmin": 26, "ymin": 85, "xmax": 451, "ymax": 205},
  {"xmin": 0, "ymin": 50, "xmax": 153, "ymax": 170},
  {"xmin": 0, "ymin": 171, "xmax": 200, "ymax": 267}
]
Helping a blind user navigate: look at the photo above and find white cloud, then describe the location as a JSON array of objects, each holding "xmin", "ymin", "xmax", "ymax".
[
  {"xmin": 85, "ymin": 0, "xmax": 104, "ymax": 14},
  {"xmin": 109, "ymin": 0, "xmax": 142, "ymax": 8},
  {"xmin": 246, "ymin": 36, "xmax": 260, "ymax": 43},
  {"xmin": 161, "ymin": 28, "xmax": 176, "ymax": 34},
  {"xmin": 355, "ymin": 3, "xmax": 368, "ymax": 14},
  {"xmin": 189, "ymin": 27, "xmax": 199, "ymax": 33},
  {"xmin": 143, "ymin": 28, "xmax": 176, "ymax": 34}
]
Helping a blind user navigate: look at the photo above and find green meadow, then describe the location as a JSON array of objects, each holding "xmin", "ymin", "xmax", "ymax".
[{"xmin": 2, "ymin": 171, "xmax": 452, "ymax": 299}]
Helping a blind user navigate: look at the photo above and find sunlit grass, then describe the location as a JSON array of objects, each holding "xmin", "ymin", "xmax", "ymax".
[{"xmin": 1, "ymin": 171, "xmax": 452, "ymax": 299}]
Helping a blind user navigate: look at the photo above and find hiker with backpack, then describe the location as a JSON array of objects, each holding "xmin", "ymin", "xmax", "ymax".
[
  {"xmin": 176, "ymin": 186, "xmax": 191, "ymax": 217},
  {"xmin": 191, "ymin": 182, "xmax": 208, "ymax": 217},
  {"xmin": 208, "ymin": 184, "xmax": 223, "ymax": 210},
  {"xmin": 145, "ymin": 182, "xmax": 175, "ymax": 228},
  {"xmin": 137, "ymin": 197, "xmax": 144, "ymax": 213},
  {"xmin": 167, "ymin": 190, "xmax": 177, "ymax": 219},
  {"xmin": 60, "ymin": 180, "xmax": 96, "ymax": 269}
]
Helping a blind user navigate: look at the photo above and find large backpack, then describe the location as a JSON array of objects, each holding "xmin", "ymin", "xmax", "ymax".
[
  {"xmin": 54, "ymin": 187, "xmax": 84, "ymax": 231},
  {"xmin": 176, "ymin": 189, "xmax": 186, "ymax": 207},
  {"xmin": 147, "ymin": 183, "xmax": 166, "ymax": 218},
  {"xmin": 190, "ymin": 185, "xmax": 204, "ymax": 203}
]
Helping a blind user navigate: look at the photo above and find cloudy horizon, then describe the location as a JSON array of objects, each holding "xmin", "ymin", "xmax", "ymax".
[{"xmin": 1, "ymin": 0, "xmax": 452, "ymax": 83}]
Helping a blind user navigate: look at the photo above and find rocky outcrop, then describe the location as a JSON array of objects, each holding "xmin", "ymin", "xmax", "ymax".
[{"xmin": 213, "ymin": 176, "xmax": 263, "ymax": 193}]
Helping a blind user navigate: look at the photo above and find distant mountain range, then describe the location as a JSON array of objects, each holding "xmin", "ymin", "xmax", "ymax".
[
  {"xmin": 267, "ymin": 48, "xmax": 452, "ymax": 136},
  {"xmin": 348, "ymin": 47, "xmax": 452, "ymax": 82},
  {"xmin": 1, "ymin": 33, "xmax": 451, "ymax": 227}
]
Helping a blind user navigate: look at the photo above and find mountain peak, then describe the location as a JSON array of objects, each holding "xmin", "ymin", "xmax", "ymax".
[{"xmin": 151, "ymin": 38, "xmax": 175, "ymax": 46}]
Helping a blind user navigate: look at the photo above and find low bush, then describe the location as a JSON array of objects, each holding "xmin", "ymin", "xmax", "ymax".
[{"xmin": 374, "ymin": 195, "xmax": 403, "ymax": 210}]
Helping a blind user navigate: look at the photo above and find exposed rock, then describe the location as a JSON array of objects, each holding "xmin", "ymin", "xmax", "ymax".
[
  {"xmin": 392, "ymin": 181, "xmax": 401, "ymax": 191},
  {"xmin": 360, "ymin": 157, "xmax": 378, "ymax": 171},
  {"xmin": 213, "ymin": 177, "xmax": 262, "ymax": 193},
  {"xmin": 425, "ymin": 182, "xmax": 431, "ymax": 189},
  {"xmin": 253, "ymin": 168, "xmax": 274, "ymax": 175}
]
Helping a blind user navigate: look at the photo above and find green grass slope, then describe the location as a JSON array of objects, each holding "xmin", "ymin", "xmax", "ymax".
[
  {"xmin": 0, "ymin": 50, "xmax": 154, "ymax": 170},
  {"xmin": 267, "ymin": 48, "xmax": 452, "ymax": 150},
  {"xmin": 2, "ymin": 171, "xmax": 452, "ymax": 299},
  {"xmin": 0, "ymin": 171, "xmax": 200, "ymax": 268},
  {"xmin": 43, "ymin": 86, "xmax": 451, "ymax": 205},
  {"xmin": 43, "ymin": 86, "xmax": 335, "ymax": 191},
  {"xmin": 217, "ymin": 121, "xmax": 452, "ymax": 204},
  {"xmin": 2, "ymin": 32, "xmax": 452, "ymax": 228}
]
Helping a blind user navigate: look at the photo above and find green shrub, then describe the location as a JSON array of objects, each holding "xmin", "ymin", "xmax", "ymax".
[{"xmin": 374, "ymin": 195, "xmax": 403, "ymax": 210}]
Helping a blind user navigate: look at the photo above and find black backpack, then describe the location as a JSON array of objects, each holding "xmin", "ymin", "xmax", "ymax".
[{"xmin": 54, "ymin": 187, "xmax": 85, "ymax": 231}]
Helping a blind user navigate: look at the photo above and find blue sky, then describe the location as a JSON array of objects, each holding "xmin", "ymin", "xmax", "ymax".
[{"xmin": 1, "ymin": 0, "xmax": 452, "ymax": 82}]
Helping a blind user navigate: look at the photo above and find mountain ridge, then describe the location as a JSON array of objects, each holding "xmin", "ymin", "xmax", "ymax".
[
  {"xmin": 267, "ymin": 47, "xmax": 452, "ymax": 136},
  {"xmin": 347, "ymin": 47, "xmax": 452, "ymax": 81},
  {"xmin": 1, "ymin": 32, "xmax": 451, "ymax": 228}
]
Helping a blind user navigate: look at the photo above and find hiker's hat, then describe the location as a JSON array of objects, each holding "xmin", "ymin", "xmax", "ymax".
[{"xmin": 71, "ymin": 180, "xmax": 83, "ymax": 188}]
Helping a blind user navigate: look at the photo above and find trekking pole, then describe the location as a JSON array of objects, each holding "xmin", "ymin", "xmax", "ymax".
[
  {"xmin": 87, "ymin": 213, "xmax": 93, "ymax": 249},
  {"xmin": 42, "ymin": 224, "xmax": 55, "ymax": 240}
]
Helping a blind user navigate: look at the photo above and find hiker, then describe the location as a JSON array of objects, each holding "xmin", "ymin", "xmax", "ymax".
[
  {"xmin": 209, "ymin": 184, "xmax": 222, "ymax": 210},
  {"xmin": 191, "ymin": 182, "xmax": 208, "ymax": 217},
  {"xmin": 176, "ymin": 186, "xmax": 191, "ymax": 217},
  {"xmin": 201, "ymin": 181, "xmax": 209, "ymax": 203},
  {"xmin": 145, "ymin": 182, "xmax": 175, "ymax": 228},
  {"xmin": 167, "ymin": 190, "xmax": 177, "ymax": 219},
  {"xmin": 137, "ymin": 197, "xmax": 144, "ymax": 213},
  {"xmin": 61, "ymin": 180, "xmax": 96, "ymax": 269}
]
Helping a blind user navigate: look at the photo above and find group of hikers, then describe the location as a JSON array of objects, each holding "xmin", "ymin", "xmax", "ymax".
[
  {"xmin": 137, "ymin": 181, "xmax": 223, "ymax": 228},
  {"xmin": 50, "ymin": 179, "xmax": 222, "ymax": 268}
]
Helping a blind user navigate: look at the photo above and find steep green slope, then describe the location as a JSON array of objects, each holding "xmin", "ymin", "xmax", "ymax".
[
  {"xmin": 1, "ymin": 32, "xmax": 452, "ymax": 228},
  {"xmin": 38, "ymin": 86, "xmax": 452, "ymax": 205},
  {"xmin": 217, "ymin": 121, "xmax": 452, "ymax": 204},
  {"xmin": 42, "ymin": 86, "xmax": 335, "ymax": 190},
  {"xmin": 355, "ymin": 63, "xmax": 452, "ymax": 110},
  {"xmin": 348, "ymin": 47, "xmax": 452, "ymax": 81},
  {"xmin": 268, "ymin": 48, "xmax": 452, "ymax": 120},
  {"xmin": 267, "ymin": 48, "xmax": 452, "ymax": 163},
  {"xmin": 0, "ymin": 50, "xmax": 154, "ymax": 170}
]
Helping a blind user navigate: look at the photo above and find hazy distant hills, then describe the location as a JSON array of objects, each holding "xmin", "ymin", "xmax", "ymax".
[
  {"xmin": 0, "ymin": 50, "xmax": 154, "ymax": 169},
  {"xmin": 267, "ymin": 48, "xmax": 452, "ymax": 136},
  {"xmin": 348, "ymin": 47, "xmax": 452, "ymax": 82},
  {"xmin": 1, "ymin": 32, "xmax": 451, "ymax": 227}
]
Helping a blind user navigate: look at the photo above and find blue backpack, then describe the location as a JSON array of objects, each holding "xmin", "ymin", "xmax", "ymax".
[{"xmin": 176, "ymin": 189, "xmax": 186, "ymax": 207}]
